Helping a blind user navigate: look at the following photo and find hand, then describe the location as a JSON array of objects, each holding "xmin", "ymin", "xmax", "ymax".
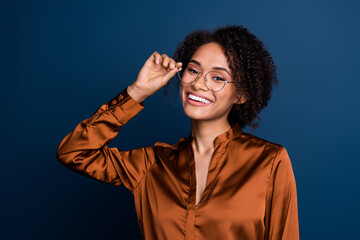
[{"xmin": 127, "ymin": 52, "xmax": 182, "ymax": 102}]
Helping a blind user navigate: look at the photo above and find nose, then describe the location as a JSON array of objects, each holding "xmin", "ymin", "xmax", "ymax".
[{"xmin": 191, "ymin": 73, "xmax": 208, "ymax": 91}]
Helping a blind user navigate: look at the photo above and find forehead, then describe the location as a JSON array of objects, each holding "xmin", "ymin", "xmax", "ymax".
[{"xmin": 190, "ymin": 42, "xmax": 229, "ymax": 69}]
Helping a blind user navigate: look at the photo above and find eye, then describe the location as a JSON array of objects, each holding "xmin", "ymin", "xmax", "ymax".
[
  {"xmin": 209, "ymin": 73, "xmax": 227, "ymax": 82},
  {"xmin": 187, "ymin": 67, "xmax": 199, "ymax": 74},
  {"xmin": 207, "ymin": 71, "xmax": 226, "ymax": 82},
  {"xmin": 212, "ymin": 76, "xmax": 225, "ymax": 82}
]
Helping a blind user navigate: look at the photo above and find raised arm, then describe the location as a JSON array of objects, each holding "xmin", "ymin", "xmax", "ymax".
[
  {"xmin": 56, "ymin": 52, "xmax": 182, "ymax": 193},
  {"xmin": 264, "ymin": 147, "xmax": 300, "ymax": 240},
  {"xmin": 56, "ymin": 87, "xmax": 150, "ymax": 192}
]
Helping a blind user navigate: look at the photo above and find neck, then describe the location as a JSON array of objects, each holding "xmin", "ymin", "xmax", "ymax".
[{"xmin": 190, "ymin": 119, "xmax": 232, "ymax": 155}]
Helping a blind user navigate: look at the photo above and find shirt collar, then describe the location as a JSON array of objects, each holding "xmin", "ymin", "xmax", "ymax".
[{"xmin": 185, "ymin": 122, "xmax": 243, "ymax": 148}]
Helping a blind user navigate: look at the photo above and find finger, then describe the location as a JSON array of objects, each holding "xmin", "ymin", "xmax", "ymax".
[
  {"xmin": 162, "ymin": 66, "xmax": 181, "ymax": 84},
  {"xmin": 153, "ymin": 51, "xmax": 162, "ymax": 64},
  {"xmin": 161, "ymin": 54, "xmax": 170, "ymax": 68},
  {"xmin": 150, "ymin": 51, "xmax": 161, "ymax": 65},
  {"xmin": 169, "ymin": 58, "xmax": 176, "ymax": 69},
  {"xmin": 164, "ymin": 60, "xmax": 181, "ymax": 72},
  {"xmin": 175, "ymin": 62, "xmax": 182, "ymax": 68}
]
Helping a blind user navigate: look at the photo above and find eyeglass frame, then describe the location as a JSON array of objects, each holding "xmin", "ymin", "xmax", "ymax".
[{"xmin": 177, "ymin": 64, "xmax": 238, "ymax": 92}]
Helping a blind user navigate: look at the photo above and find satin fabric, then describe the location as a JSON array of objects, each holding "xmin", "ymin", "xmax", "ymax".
[{"xmin": 57, "ymin": 87, "xmax": 299, "ymax": 240}]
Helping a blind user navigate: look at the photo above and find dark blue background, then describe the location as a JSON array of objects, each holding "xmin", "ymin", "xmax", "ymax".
[{"xmin": 1, "ymin": 0, "xmax": 359, "ymax": 239}]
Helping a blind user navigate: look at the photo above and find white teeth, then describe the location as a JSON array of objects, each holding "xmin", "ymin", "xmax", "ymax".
[{"xmin": 188, "ymin": 94, "xmax": 211, "ymax": 104}]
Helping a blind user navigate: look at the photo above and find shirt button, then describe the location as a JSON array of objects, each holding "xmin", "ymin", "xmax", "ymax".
[
  {"xmin": 119, "ymin": 95, "xmax": 124, "ymax": 100},
  {"xmin": 112, "ymin": 99, "xmax": 117, "ymax": 105}
]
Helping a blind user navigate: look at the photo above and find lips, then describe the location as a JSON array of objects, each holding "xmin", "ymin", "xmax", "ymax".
[{"xmin": 185, "ymin": 91, "xmax": 213, "ymax": 106}]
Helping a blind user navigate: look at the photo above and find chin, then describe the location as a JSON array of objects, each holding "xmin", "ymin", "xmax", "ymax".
[
  {"xmin": 182, "ymin": 106, "xmax": 221, "ymax": 122},
  {"xmin": 183, "ymin": 111, "xmax": 207, "ymax": 121}
]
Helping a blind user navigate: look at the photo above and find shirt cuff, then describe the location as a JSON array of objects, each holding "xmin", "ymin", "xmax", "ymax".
[{"xmin": 108, "ymin": 87, "xmax": 144, "ymax": 125}]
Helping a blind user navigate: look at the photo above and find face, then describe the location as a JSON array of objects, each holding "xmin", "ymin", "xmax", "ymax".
[{"xmin": 180, "ymin": 42, "xmax": 239, "ymax": 123}]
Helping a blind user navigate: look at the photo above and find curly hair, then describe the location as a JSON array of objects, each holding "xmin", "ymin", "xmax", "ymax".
[{"xmin": 164, "ymin": 25, "xmax": 278, "ymax": 130}]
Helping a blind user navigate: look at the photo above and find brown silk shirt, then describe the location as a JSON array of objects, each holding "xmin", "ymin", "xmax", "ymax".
[{"xmin": 56, "ymin": 87, "xmax": 300, "ymax": 240}]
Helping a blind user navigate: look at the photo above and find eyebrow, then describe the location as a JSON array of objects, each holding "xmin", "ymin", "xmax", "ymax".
[{"xmin": 189, "ymin": 59, "xmax": 231, "ymax": 76}]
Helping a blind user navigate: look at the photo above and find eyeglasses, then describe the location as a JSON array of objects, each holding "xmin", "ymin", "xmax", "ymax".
[{"xmin": 177, "ymin": 64, "xmax": 237, "ymax": 92}]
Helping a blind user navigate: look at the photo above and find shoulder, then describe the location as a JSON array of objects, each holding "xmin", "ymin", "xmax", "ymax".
[
  {"xmin": 240, "ymin": 132, "xmax": 293, "ymax": 168},
  {"xmin": 152, "ymin": 137, "xmax": 189, "ymax": 155},
  {"xmin": 236, "ymin": 131, "xmax": 284, "ymax": 152},
  {"xmin": 236, "ymin": 132, "xmax": 294, "ymax": 179},
  {"xmin": 234, "ymin": 132, "xmax": 292, "ymax": 165}
]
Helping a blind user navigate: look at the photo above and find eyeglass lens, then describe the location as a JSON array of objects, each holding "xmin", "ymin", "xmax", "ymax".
[{"xmin": 177, "ymin": 65, "xmax": 227, "ymax": 92}]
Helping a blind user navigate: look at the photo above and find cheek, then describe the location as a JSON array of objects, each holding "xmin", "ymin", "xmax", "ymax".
[{"xmin": 215, "ymin": 89, "xmax": 237, "ymax": 107}]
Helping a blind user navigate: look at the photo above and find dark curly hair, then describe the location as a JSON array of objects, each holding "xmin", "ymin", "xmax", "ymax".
[{"xmin": 164, "ymin": 25, "xmax": 278, "ymax": 130}]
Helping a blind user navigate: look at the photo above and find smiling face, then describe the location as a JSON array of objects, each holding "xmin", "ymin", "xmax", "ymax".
[{"xmin": 180, "ymin": 42, "xmax": 239, "ymax": 123}]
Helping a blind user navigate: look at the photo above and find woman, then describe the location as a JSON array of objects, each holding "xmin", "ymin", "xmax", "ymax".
[{"xmin": 57, "ymin": 25, "xmax": 299, "ymax": 240}]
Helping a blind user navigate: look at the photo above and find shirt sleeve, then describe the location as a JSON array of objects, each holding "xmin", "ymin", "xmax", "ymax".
[
  {"xmin": 56, "ymin": 87, "xmax": 155, "ymax": 193},
  {"xmin": 264, "ymin": 146, "xmax": 300, "ymax": 240}
]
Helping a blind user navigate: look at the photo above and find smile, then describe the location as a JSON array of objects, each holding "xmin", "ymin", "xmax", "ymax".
[{"xmin": 187, "ymin": 93, "xmax": 212, "ymax": 106}]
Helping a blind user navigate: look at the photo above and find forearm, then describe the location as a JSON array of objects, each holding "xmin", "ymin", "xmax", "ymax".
[{"xmin": 56, "ymin": 87, "xmax": 144, "ymax": 176}]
